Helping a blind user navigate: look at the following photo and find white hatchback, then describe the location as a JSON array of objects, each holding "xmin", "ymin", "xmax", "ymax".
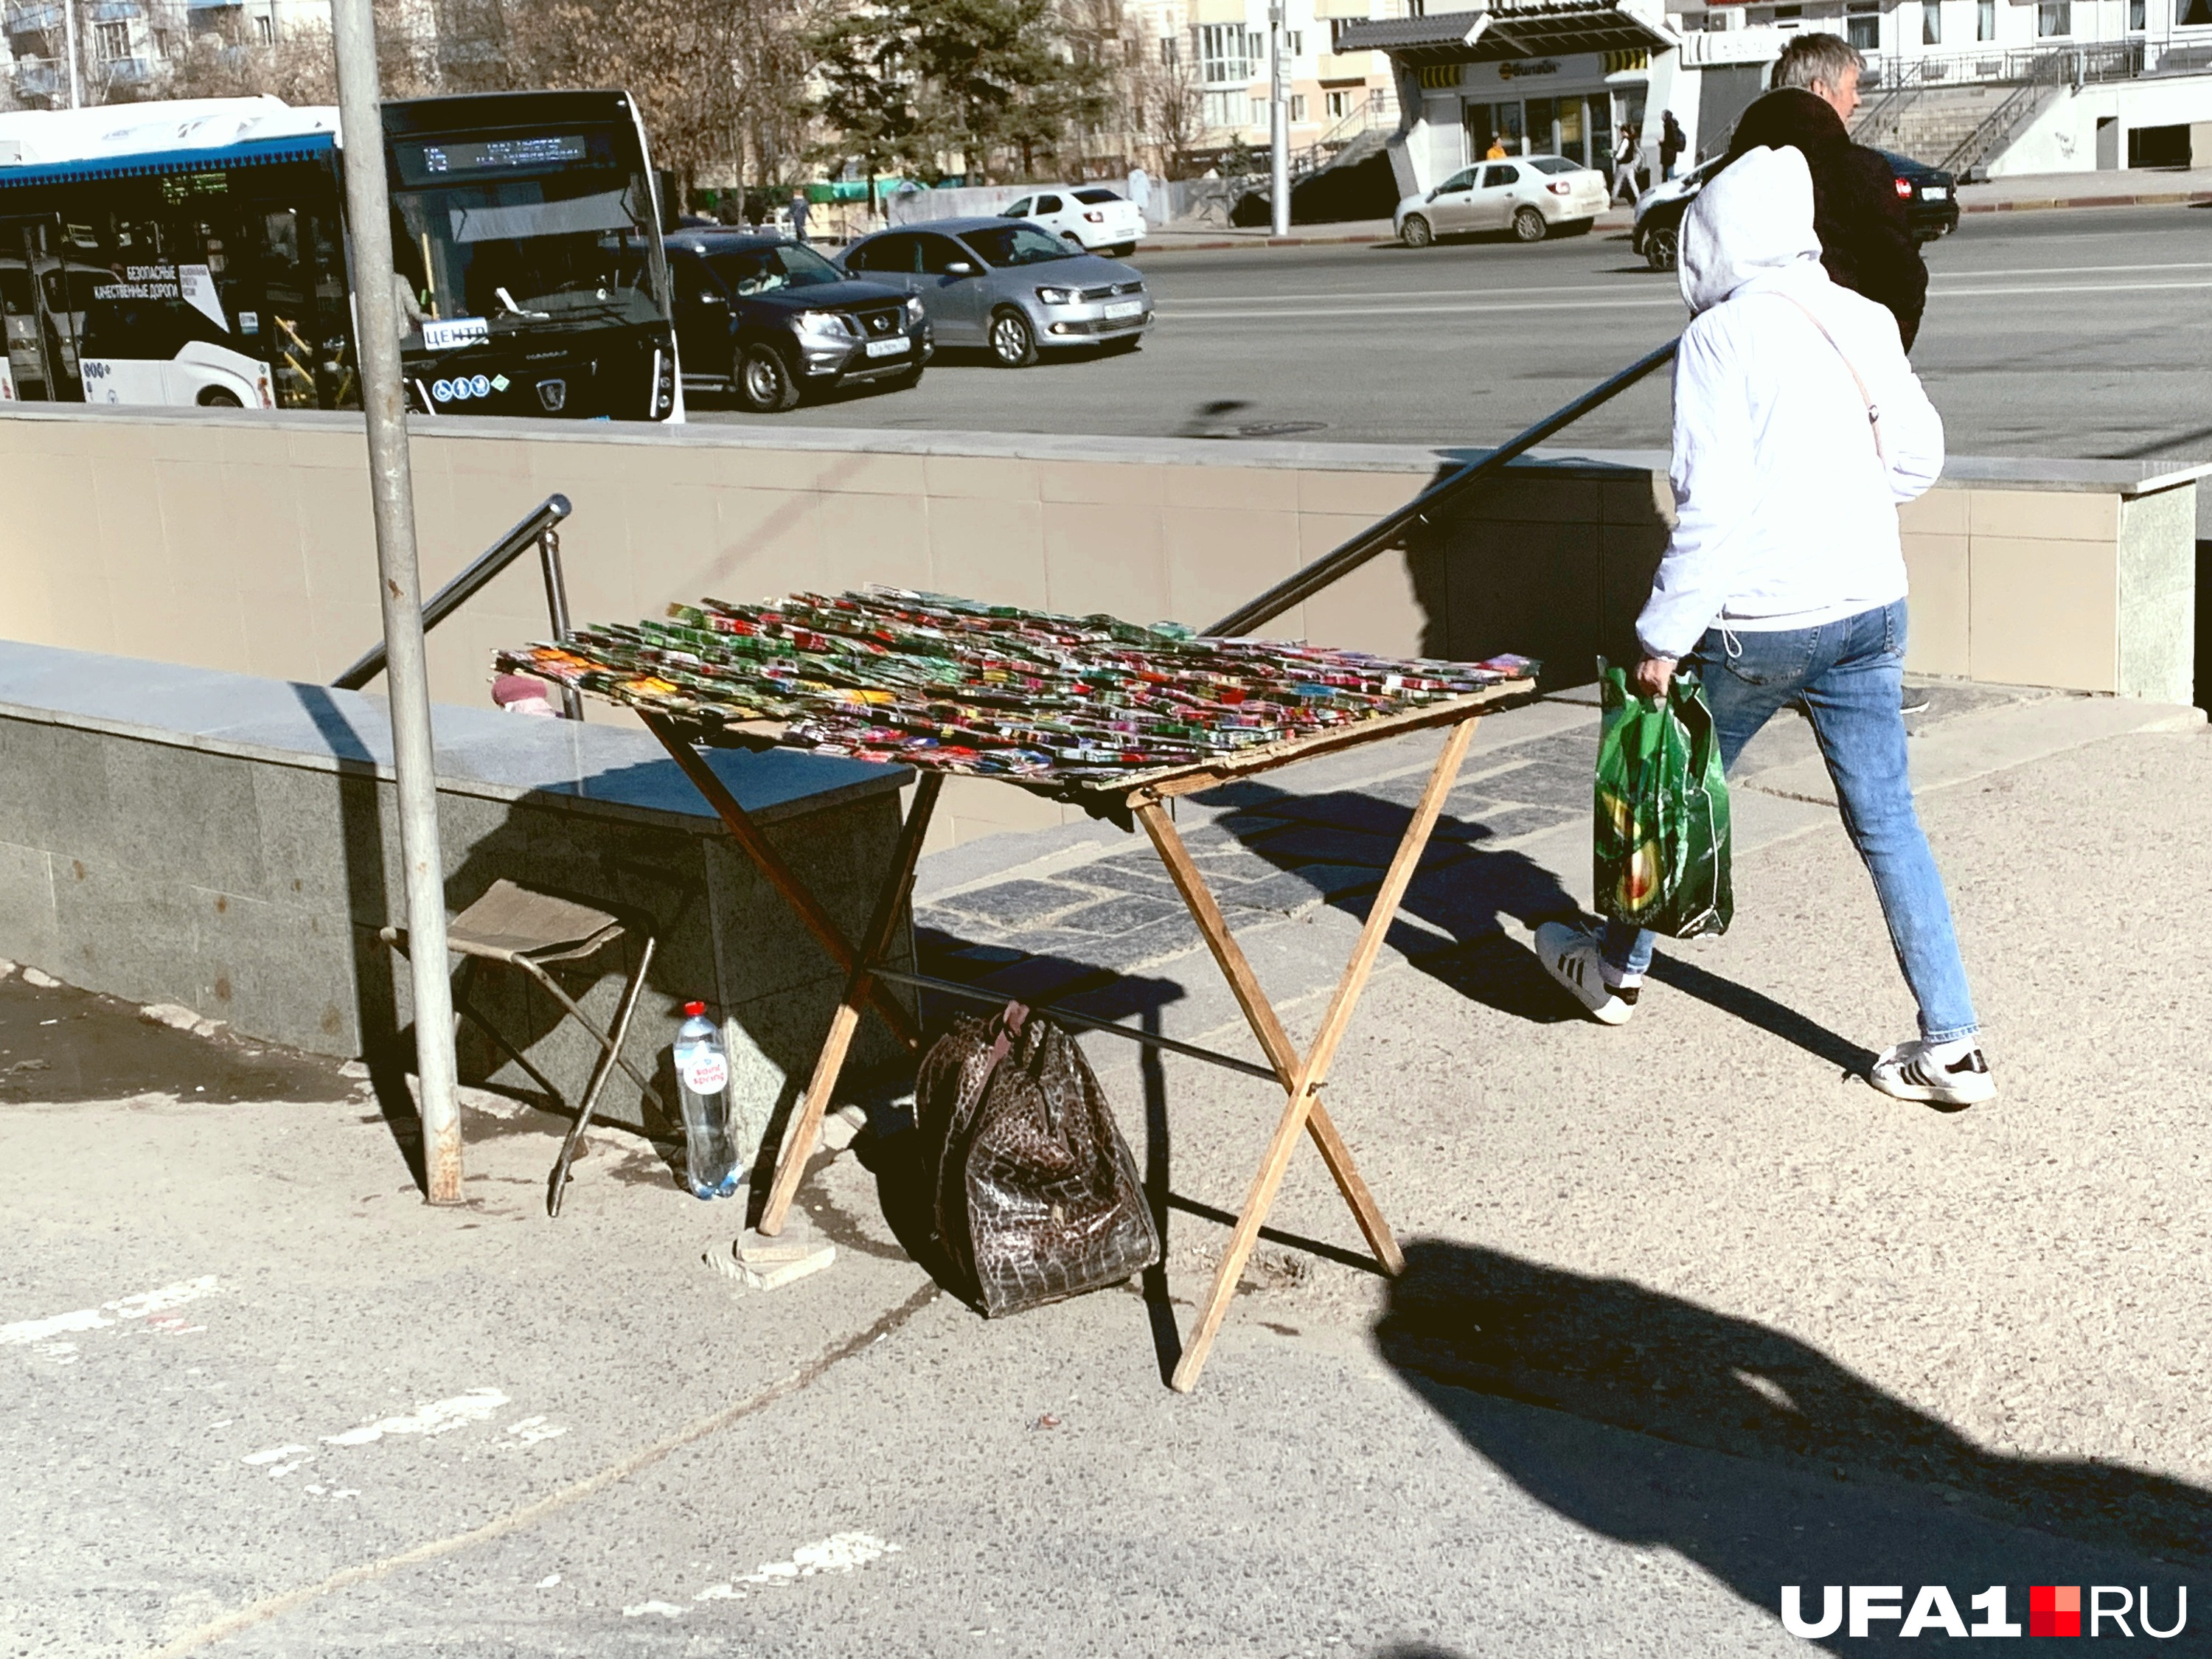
[
  {"xmin": 998, "ymin": 186, "xmax": 1144, "ymax": 258},
  {"xmin": 1396, "ymin": 155, "xmax": 1610, "ymax": 247}
]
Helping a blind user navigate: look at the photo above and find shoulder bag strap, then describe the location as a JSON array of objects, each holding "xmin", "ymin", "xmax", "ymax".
[{"xmin": 1776, "ymin": 293, "xmax": 1885, "ymax": 463}]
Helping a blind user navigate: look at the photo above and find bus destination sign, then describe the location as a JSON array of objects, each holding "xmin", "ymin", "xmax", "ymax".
[{"xmin": 394, "ymin": 133, "xmax": 599, "ymax": 186}]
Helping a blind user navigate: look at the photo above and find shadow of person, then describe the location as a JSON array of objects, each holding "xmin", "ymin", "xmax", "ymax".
[{"xmin": 1377, "ymin": 1239, "xmax": 2211, "ymax": 1650}]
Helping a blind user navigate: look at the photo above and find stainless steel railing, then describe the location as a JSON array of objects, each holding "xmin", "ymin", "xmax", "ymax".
[{"xmin": 333, "ymin": 493, "xmax": 577, "ymax": 716}]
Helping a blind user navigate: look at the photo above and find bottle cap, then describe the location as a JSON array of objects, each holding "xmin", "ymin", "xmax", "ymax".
[{"xmin": 683, "ymin": 1000, "xmax": 706, "ymax": 1016}]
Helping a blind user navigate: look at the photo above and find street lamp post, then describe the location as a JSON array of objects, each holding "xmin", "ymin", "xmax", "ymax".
[
  {"xmin": 1268, "ymin": 1, "xmax": 1290, "ymax": 237},
  {"xmin": 327, "ymin": 0, "xmax": 465, "ymax": 1203}
]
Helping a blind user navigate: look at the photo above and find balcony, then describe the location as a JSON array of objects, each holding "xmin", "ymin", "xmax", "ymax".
[
  {"xmin": 4, "ymin": 1, "xmax": 60, "ymax": 34},
  {"xmin": 102, "ymin": 52, "xmax": 155, "ymax": 80},
  {"xmin": 13, "ymin": 58, "xmax": 58, "ymax": 92},
  {"xmin": 88, "ymin": 0, "xmax": 144, "ymax": 17}
]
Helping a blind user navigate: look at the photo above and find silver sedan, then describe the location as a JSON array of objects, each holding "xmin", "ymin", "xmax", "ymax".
[{"xmin": 838, "ymin": 216, "xmax": 1152, "ymax": 367}]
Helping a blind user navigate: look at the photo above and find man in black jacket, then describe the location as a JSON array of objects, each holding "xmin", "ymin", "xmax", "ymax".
[{"xmin": 1728, "ymin": 32, "xmax": 1928, "ymax": 351}]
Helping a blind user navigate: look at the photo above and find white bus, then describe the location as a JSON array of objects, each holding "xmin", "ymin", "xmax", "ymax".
[{"xmin": 0, "ymin": 88, "xmax": 678, "ymax": 421}]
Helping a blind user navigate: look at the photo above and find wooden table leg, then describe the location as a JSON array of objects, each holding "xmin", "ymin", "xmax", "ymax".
[
  {"xmin": 1142, "ymin": 714, "xmax": 1481, "ymax": 1391},
  {"xmin": 756, "ymin": 773, "xmax": 945, "ymax": 1237},
  {"xmin": 1138, "ymin": 801, "xmax": 1401, "ymax": 1271},
  {"xmin": 644, "ymin": 715, "xmax": 922, "ymax": 1052}
]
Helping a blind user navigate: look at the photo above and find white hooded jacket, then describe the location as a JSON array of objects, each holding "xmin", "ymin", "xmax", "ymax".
[{"xmin": 1635, "ymin": 145, "xmax": 1944, "ymax": 661}]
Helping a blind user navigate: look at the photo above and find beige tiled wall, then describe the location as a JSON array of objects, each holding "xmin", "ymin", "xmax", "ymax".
[{"xmin": 0, "ymin": 411, "xmax": 2191, "ymax": 846}]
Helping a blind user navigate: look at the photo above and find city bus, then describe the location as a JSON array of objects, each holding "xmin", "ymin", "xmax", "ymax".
[{"xmin": 0, "ymin": 88, "xmax": 678, "ymax": 421}]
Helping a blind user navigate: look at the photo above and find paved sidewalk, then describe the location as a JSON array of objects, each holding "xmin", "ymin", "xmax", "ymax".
[{"xmin": 4, "ymin": 681, "xmax": 2208, "ymax": 1656}]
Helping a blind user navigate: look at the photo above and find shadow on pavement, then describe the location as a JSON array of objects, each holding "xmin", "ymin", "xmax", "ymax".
[{"xmin": 1377, "ymin": 1239, "xmax": 2211, "ymax": 1650}]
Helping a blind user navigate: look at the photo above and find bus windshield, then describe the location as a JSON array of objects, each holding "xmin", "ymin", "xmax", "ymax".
[{"xmin": 392, "ymin": 150, "xmax": 664, "ymax": 340}]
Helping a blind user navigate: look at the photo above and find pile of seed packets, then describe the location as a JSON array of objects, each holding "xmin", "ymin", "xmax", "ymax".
[{"xmin": 499, "ymin": 588, "xmax": 1537, "ymax": 789}]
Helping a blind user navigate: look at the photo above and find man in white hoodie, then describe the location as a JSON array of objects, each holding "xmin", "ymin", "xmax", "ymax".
[{"xmin": 1534, "ymin": 145, "xmax": 1993, "ymax": 1107}]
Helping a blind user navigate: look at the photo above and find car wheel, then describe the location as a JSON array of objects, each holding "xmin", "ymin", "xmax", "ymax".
[
  {"xmin": 1512, "ymin": 206, "xmax": 1547, "ymax": 243},
  {"xmin": 1108, "ymin": 242, "xmax": 1138, "ymax": 258},
  {"xmin": 1645, "ymin": 225, "xmax": 1679, "ymax": 272},
  {"xmin": 988, "ymin": 307, "xmax": 1039, "ymax": 368},
  {"xmin": 198, "ymin": 387, "xmax": 243, "ymax": 408},
  {"xmin": 1400, "ymin": 214, "xmax": 1433, "ymax": 248},
  {"xmin": 734, "ymin": 341, "xmax": 800, "ymax": 412}
]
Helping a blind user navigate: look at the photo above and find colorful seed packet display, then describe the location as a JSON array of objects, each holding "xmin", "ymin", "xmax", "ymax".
[{"xmin": 500, "ymin": 588, "xmax": 1537, "ymax": 791}]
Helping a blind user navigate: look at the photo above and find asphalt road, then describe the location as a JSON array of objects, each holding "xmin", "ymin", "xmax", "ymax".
[{"xmin": 692, "ymin": 204, "xmax": 2212, "ymax": 468}]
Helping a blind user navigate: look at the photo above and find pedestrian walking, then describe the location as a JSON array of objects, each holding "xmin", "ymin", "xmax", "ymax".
[
  {"xmin": 1534, "ymin": 144, "xmax": 1993, "ymax": 1107},
  {"xmin": 1727, "ymin": 32, "xmax": 1928, "ymax": 351},
  {"xmin": 788, "ymin": 187, "xmax": 811, "ymax": 244},
  {"xmin": 1485, "ymin": 133, "xmax": 1508, "ymax": 160},
  {"xmin": 1659, "ymin": 110, "xmax": 1686, "ymax": 179},
  {"xmin": 1611, "ymin": 122, "xmax": 1641, "ymax": 203}
]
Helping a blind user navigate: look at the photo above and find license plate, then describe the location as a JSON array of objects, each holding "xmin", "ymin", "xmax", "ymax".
[
  {"xmin": 864, "ymin": 336, "xmax": 910, "ymax": 358},
  {"xmin": 1102, "ymin": 299, "xmax": 1144, "ymax": 319},
  {"xmin": 1921, "ymin": 185, "xmax": 1948, "ymax": 199}
]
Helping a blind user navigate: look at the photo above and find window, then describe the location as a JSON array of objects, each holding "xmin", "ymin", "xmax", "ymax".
[
  {"xmin": 1200, "ymin": 90, "xmax": 1254, "ymax": 126},
  {"xmin": 1774, "ymin": 4, "xmax": 1803, "ymax": 18},
  {"xmin": 2180, "ymin": 0, "xmax": 2208, "ymax": 22},
  {"xmin": 94, "ymin": 19, "xmax": 128, "ymax": 58},
  {"xmin": 1073, "ymin": 187, "xmax": 1124, "ymax": 204},
  {"xmin": 1034, "ymin": 193, "xmax": 1064, "ymax": 213},
  {"xmin": 2128, "ymin": 0, "xmax": 2145, "ymax": 26},
  {"xmin": 1407, "ymin": 0, "xmax": 1424, "ymax": 15},
  {"xmin": 1845, "ymin": 1, "xmax": 1879, "ymax": 48},
  {"xmin": 845, "ymin": 233, "xmax": 916, "ymax": 274},
  {"xmin": 254, "ymin": 12, "xmax": 274, "ymax": 41},
  {"xmin": 1438, "ymin": 167, "xmax": 1479, "ymax": 192},
  {"xmin": 1977, "ymin": 0, "xmax": 1994, "ymax": 37},
  {"xmin": 1290, "ymin": 92, "xmax": 1307, "ymax": 119},
  {"xmin": 1922, "ymin": 1, "xmax": 1941, "ymax": 41},
  {"xmin": 1284, "ymin": 29, "xmax": 1301, "ymax": 54},
  {"xmin": 1160, "ymin": 35, "xmax": 1178, "ymax": 64},
  {"xmin": 1329, "ymin": 16, "xmax": 1360, "ymax": 48},
  {"xmin": 1528, "ymin": 155, "xmax": 1579, "ymax": 173},
  {"xmin": 1481, "ymin": 163, "xmax": 1520, "ymax": 187},
  {"xmin": 915, "ymin": 233, "xmax": 968, "ymax": 274},
  {"xmin": 1325, "ymin": 87, "xmax": 1352, "ymax": 116},
  {"xmin": 2037, "ymin": 0, "xmax": 2069, "ymax": 33},
  {"xmin": 1197, "ymin": 22, "xmax": 1251, "ymax": 83}
]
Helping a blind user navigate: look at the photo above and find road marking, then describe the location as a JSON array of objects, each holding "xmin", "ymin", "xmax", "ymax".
[
  {"xmin": 1158, "ymin": 278, "xmax": 2212, "ymax": 321},
  {"xmin": 323, "ymin": 1388, "xmax": 510, "ymax": 1447},
  {"xmin": 740, "ymin": 1531, "xmax": 902, "ymax": 1585},
  {"xmin": 2, "ymin": 1276, "xmax": 223, "ymax": 1349},
  {"xmin": 139, "ymin": 1281, "xmax": 941, "ymax": 1659},
  {"xmin": 622, "ymin": 1601, "xmax": 684, "ymax": 1618}
]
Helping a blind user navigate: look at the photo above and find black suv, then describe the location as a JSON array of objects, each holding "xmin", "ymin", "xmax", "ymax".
[
  {"xmin": 1632, "ymin": 149, "xmax": 1958, "ymax": 271},
  {"xmin": 666, "ymin": 232, "xmax": 931, "ymax": 412}
]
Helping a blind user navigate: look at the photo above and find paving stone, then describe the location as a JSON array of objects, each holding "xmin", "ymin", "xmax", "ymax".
[
  {"xmin": 931, "ymin": 877, "xmax": 1104, "ymax": 928},
  {"xmin": 1477, "ymin": 761, "xmax": 1594, "ymax": 810},
  {"xmin": 1256, "ymin": 792, "xmax": 1422, "ymax": 835},
  {"xmin": 1062, "ymin": 914, "xmax": 1207, "ymax": 973},
  {"xmin": 1244, "ymin": 823, "xmax": 1475, "ymax": 869},
  {"xmin": 1063, "ymin": 857, "xmax": 1181, "ymax": 897},
  {"xmin": 1050, "ymin": 891, "xmax": 1189, "ymax": 937},
  {"xmin": 1438, "ymin": 804, "xmax": 1582, "ymax": 845},
  {"xmin": 1219, "ymin": 867, "xmax": 1380, "ymax": 919}
]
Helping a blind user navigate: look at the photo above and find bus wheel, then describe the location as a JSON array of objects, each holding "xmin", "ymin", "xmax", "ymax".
[
  {"xmin": 198, "ymin": 387, "xmax": 243, "ymax": 408},
  {"xmin": 734, "ymin": 344, "xmax": 799, "ymax": 412}
]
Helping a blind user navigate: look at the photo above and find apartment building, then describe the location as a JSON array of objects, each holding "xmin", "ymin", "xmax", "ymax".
[{"xmin": 1138, "ymin": 0, "xmax": 1403, "ymax": 153}]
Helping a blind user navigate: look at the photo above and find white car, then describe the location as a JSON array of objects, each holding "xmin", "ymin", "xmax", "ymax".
[
  {"xmin": 1395, "ymin": 155, "xmax": 1610, "ymax": 247},
  {"xmin": 998, "ymin": 186, "xmax": 1144, "ymax": 257}
]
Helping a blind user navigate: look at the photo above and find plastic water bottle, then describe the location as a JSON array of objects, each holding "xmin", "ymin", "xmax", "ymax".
[{"xmin": 673, "ymin": 1001, "xmax": 739, "ymax": 1200}]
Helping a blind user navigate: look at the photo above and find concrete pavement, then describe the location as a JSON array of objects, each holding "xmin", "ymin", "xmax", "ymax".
[{"xmin": 4, "ymin": 681, "xmax": 2208, "ymax": 1655}]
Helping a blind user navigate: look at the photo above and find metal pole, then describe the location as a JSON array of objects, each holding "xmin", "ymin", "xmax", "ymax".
[
  {"xmin": 63, "ymin": 0, "xmax": 80, "ymax": 109},
  {"xmin": 1268, "ymin": 1, "xmax": 1290, "ymax": 237},
  {"xmin": 536, "ymin": 527, "xmax": 584, "ymax": 721},
  {"xmin": 329, "ymin": 0, "xmax": 463, "ymax": 1203}
]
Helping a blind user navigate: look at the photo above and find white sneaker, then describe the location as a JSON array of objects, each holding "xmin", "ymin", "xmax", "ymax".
[
  {"xmin": 1533, "ymin": 921, "xmax": 1639, "ymax": 1026},
  {"xmin": 1869, "ymin": 1039, "xmax": 1996, "ymax": 1107}
]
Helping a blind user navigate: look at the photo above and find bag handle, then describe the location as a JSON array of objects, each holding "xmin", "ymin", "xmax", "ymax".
[{"xmin": 1776, "ymin": 293, "xmax": 1885, "ymax": 463}]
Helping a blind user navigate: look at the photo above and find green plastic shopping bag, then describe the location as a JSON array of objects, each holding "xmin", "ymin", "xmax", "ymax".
[{"xmin": 1593, "ymin": 659, "xmax": 1733, "ymax": 939}]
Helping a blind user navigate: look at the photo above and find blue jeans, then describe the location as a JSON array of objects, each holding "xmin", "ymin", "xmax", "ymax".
[{"xmin": 1599, "ymin": 599, "xmax": 1979, "ymax": 1043}]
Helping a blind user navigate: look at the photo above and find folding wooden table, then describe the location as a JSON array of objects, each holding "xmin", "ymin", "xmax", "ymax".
[{"xmin": 642, "ymin": 675, "xmax": 1534, "ymax": 1391}]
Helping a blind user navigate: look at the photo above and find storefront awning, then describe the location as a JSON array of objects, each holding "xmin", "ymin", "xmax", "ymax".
[{"xmin": 1336, "ymin": 0, "xmax": 1672, "ymax": 67}]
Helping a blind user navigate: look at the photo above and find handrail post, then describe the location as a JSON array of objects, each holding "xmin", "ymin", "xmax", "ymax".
[{"xmin": 536, "ymin": 525, "xmax": 583, "ymax": 721}]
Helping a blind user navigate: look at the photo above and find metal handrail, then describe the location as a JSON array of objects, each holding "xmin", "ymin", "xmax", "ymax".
[
  {"xmin": 1204, "ymin": 336, "xmax": 1681, "ymax": 639},
  {"xmin": 333, "ymin": 493, "xmax": 577, "ymax": 715}
]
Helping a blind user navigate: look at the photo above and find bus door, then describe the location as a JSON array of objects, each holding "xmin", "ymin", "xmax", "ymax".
[{"xmin": 0, "ymin": 215, "xmax": 88, "ymax": 403}]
